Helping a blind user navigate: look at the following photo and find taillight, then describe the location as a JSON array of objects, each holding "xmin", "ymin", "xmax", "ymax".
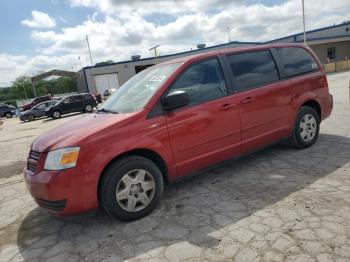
[{"xmin": 323, "ymin": 76, "xmax": 329, "ymax": 88}]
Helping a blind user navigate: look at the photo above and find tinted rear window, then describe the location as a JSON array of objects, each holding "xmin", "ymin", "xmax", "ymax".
[
  {"xmin": 274, "ymin": 47, "xmax": 318, "ymax": 78},
  {"xmin": 227, "ymin": 50, "xmax": 280, "ymax": 91}
]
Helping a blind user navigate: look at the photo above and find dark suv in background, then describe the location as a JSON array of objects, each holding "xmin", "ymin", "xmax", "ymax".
[
  {"xmin": 0, "ymin": 104, "xmax": 16, "ymax": 118},
  {"xmin": 45, "ymin": 93, "xmax": 97, "ymax": 119},
  {"xmin": 21, "ymin": 95, "xmax": 52, "ymax": 111}
]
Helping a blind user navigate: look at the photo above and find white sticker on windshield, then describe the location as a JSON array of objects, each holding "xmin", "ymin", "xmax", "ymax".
[{"xmin": 149, "ymin": 76, "xmax": 167, "ymax": 82}]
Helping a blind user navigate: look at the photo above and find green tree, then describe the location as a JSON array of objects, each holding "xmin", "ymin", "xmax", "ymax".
[
  {"xmin": 95, "ymin": 60, "xmax": 114, "ymax": 66},
  {"xmin": 0, "ymin": 75, "xmax": 77, "ymax": 103},
  {"xmin": 11, "ymin": 76, "xmax": 32, "ymax": 99}
]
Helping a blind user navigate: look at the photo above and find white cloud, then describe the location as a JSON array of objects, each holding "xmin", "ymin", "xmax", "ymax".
[
  {"xmin": 21, "ymin": 10, "xmax": 56, "ymax": 29},
  {"xmin": 1, "ymin": 0, "xmax": 349, "ymax": 86},
  {"xmin": 0, "ymin": 53, "xmax": 83, "ymax": 86}
]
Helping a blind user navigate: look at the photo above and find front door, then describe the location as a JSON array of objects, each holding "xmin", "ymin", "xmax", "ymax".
[
  {"xmin": 164, "ymin": 58, "xmax": 242, "ymax": 176},
  {"xmin": 226, "ymin": 50, "xmax": 292, "ymax": 153},
  {"xmin": 61, "ymin": 97, "xmax": 75, "ymax": 114}
]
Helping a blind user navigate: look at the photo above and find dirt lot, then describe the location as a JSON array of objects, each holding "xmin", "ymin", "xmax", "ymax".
[{"xmin": 1, "ymin": 71, "xmax": 350, "ymax": 262}]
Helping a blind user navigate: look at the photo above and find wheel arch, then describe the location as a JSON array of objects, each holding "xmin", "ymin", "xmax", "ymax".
[
  {"xmin": 51, "ymin": 108, "xmax": 62, "ymax": 115},
  {"xmin": 301, "ymin": 100, "xmax": 321, "ymax": 120},
  {"xmin": 97, "ymin": 148, "xmax": 169, "ymax": 205}
]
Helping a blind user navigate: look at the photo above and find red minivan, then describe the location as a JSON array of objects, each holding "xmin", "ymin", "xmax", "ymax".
[{"xmin": 24, "ymin": 44, "xmax": 333, "ymax": 220}]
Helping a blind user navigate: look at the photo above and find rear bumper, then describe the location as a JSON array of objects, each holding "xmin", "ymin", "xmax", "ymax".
[{"xmin": 24, "ymin": 167, "xmax": 98, "ymax": 216}]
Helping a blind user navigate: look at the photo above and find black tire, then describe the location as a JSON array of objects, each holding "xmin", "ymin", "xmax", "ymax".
[
  {"xmin": 290, "ymin": 106, "xmax": 320, "ymax": 149},
  {"xmin": 100, "ymin": 156, "xmax": 164, "ymax": 221},
  {"xmin": 51, "ymin": 110, "xmax": 61, "ymax": 119},
  {"xmin": 5, "ymin": 112, "xmax": 12, "ymax": 118},
  {"xmin": 28, "ymin": 114, "xmax": 35, "ymax": 121},
  {"xmin": 84, "ymin": 104, "xmax": 93, "ymax": 113}
]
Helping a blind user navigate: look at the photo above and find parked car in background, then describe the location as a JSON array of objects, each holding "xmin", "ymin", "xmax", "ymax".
[
  {"xmin": 21, "ymin": 95, "xmax": 52, "ymax": 111},
  {"xmin": 0, "ymin": 104, "xmax": 16, "ymax": 118},
  {"xmin": 24, "ymin": 43, "xmax": 333, "ymax": 221},
  {"xmin": 45, "ymin": 93, "xmax": 97, "ymax": 119},
  {"xmin": 20, "ymin": 100, "xmax": 58, "ymax": 122}
]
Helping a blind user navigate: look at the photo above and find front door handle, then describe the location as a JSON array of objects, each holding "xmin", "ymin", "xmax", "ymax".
[
  {"xmin": 240, "ymin": 97, "xmax": 255, "ymax": 104},
  {"xmin": 219, "ymin": 104, "xmax": 235, "ymax": 111}
]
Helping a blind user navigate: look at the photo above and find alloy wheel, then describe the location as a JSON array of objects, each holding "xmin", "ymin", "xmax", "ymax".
[
  {"xmin": 299, "ymin": 113, "xmax": 317, "ymax": 142},
  {"xmin": 116, "ymin": 169, "xmax": 156, "ymax": 212},
  {"xmin": 53, "ymin": 111, "xmax": 61, "ymax": 119},
  {"xmin": 85, "ymin": 105, "xmax": 93, "ymax": 112}
]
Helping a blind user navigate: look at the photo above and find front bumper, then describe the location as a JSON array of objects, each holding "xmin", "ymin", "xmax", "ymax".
[
  {"xmin": 24, "ymin": 167, "xmax": 98, "ymax": 216},
  {"xmin": 20, "ymin": 115, "xmax": 27, "ymax": 121}
]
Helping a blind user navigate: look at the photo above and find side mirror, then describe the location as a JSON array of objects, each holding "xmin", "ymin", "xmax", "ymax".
[{"xmin": 162, "ymin": 90, "xmax": 189, "ymax": 111}]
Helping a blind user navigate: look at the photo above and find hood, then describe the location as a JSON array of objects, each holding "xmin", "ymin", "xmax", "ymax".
[{"xmin": 32, "ymin": 112, "xmax": 137, "ymax": 152}]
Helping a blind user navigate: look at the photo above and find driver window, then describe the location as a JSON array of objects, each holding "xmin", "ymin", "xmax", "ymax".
[
  {"xmin": 63, "ymin": 97, "xmax": 73, "ymax": 103},
  {"xmin": 169, "ymin": 58, "xmax": 227, "ymax": 107}
]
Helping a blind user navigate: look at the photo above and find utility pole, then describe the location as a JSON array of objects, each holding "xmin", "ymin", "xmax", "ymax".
[
  {"xmin": 31, "ymin": 79, "xmax": 36, "ymax": 98},
  {"xmin": 78, "ymin": 56, "xmax": 82, "ymax": 68},
  {"xmin": 302, "ymin": 0, "xmax": 307, "ymax": 45},
  {"xmin": 86, "ymin": 35, "xmax": 94, "ymax": 66},
  {"xmin": 149, "ymin": 45, "xmax": 160, "ymax": 64},
  {"xmin": 227, "ymin": 26, "xmax": 231, "ymax": 43},
  {"xmin": 23, "ymin": 84, "xmax": 28, "ymax": 99}
]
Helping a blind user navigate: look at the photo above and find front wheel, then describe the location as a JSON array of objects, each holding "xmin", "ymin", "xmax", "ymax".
[
  {"xmin": 5, "ymin": 112, "xmax": 12, "ymax": 118},
  {"xmin": 28, "ymin": 114, "xmax": 35, "ymax": 121},
  {"xmin": 51, "ymin": 110, "xmax": 61, "ymax": 119},
  {"xmin": 290, "ymin": 106, "xmax": 320, "ymax": 149},
  {"xmin": 100, "ymin": 156, "xmax": 164, "ymax": 221}
]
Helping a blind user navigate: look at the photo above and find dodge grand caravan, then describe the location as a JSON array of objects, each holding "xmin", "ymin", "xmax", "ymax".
[{"xmin": 24, "ymin": 44, "xmax": 333, "ymax": 220}]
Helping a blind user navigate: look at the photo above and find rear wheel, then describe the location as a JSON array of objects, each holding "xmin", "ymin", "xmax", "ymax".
[
  {"xmin": 51, "ymin": 110, "xmax": 61, "ymax": 119},
  {"xmin": 84, "ymin": 104, "xmax": 93, "ymax": 113},
  {"xmin": 100, "ymin": 156, "xmax": 164, "ymax": 221},
  {"xmin": 5, "ymin": 112, "xmax": 12, "ymax": 118},
  {"xmin": 290, "ymin": 106, "xmax": 320, "ymax": 148}
]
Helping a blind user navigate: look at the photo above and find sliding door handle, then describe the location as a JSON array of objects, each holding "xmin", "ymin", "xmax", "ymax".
[
  {"xmin": 240, "ymin": 97, "xmax": 255, "ymax": 104},
  {"xmin": 219, "ymin": 104, "xmax": 235, "ymax": 111}
]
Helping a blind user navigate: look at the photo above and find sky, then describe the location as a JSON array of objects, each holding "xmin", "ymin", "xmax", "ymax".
[{"xmin": 0, "ymin": 0, "xmax": 349, "ymax": 87}]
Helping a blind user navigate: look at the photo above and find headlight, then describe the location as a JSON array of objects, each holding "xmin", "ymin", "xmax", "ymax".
[{"xmin": 44, "ymin": 147, "xmax": 80, "ymax": 170}]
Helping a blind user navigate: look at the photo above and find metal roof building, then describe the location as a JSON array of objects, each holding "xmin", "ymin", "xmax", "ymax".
[
  {"xmin": 267, "ymin": 21, "xmax": 350, "ymax": 64},
  {"xmin": 77, "ymin": 21, "xmax": 350, "ymax": 95}
]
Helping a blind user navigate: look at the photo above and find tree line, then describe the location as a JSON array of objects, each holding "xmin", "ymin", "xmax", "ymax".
[{"xmin": 0, "ymin": 76, "xmax": 77, "ymax": 106}]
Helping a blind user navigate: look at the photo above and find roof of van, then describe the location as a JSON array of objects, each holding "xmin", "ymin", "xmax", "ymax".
[{"xmin": 157, "ymin": 43, "xmax": 307, "ymax": 65}]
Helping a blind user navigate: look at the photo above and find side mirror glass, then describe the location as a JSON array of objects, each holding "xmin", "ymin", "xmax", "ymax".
[{"xmin": 162, "ymin": 90, "xmax": 189, "ymax": 111}]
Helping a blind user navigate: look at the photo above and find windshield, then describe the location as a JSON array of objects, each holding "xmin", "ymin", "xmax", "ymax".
[{"xmin": 101, "ymin": 63, "xmax": 181, "ymax": 113}]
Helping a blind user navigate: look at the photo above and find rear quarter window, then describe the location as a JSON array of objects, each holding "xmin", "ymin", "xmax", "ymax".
[{"xmin": 274, "ymin": 47, "xmax": 319, "ymax": 78}]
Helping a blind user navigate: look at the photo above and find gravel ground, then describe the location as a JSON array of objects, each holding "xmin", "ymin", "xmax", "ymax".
[{"xmin": 0, "ymin": 71, "xmax": 350, "ymax": 262}]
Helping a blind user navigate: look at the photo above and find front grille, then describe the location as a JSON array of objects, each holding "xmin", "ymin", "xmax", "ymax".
[
  {"xmin": 27, "ymin": 150, "xmax": 41, "ymax": 174},
  {"xmin": 29, "ymin": 150, "xmax": 41, "ymax": 161},
  {"xmin": 35, "ymin": 198, "xmax": 67, "ymax": 212},
  {"xmin": 27, "ymin": 161, "xmax": 37, "ymax": 172}
]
